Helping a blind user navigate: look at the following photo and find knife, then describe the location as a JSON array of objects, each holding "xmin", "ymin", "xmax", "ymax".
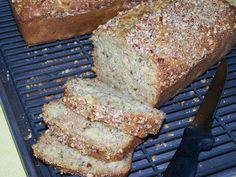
[{"xmin": 164, "ymin": 59, "xmax": 227, "ymax": 177}]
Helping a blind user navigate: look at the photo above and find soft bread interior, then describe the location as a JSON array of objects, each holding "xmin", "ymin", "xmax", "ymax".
[
  {"xmin": 44, "ymin": 101, "xmax": 135, "ymax": 152},
  {"xmin": 65, "ymin": 78, "xmax": 159, "ymax": 114},
  {"xmin": 92, "ymin": 34, "xmax": 158, "ymax": 105}
]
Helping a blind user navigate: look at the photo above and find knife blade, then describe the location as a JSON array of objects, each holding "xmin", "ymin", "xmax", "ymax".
[
  {"xmin": 164, "ymin": 59, "xmax": 227, "ymax": 177},
  {"xmin": 192, "ymin": 59, "xmax": 227, "ymax": 132}
]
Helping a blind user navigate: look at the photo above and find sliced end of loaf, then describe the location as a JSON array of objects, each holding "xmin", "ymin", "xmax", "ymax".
[{"xmin": 92, "ymin": 33, "xmax": 159, "ymax": 106}]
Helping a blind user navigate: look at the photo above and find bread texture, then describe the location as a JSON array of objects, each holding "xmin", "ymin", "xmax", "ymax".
[
  {"xmin": 43, "ymin": 101, "xmax": 142, "ymax": 162},
  {"xmin": 63, "ymin": 78, "xmax": 165, "ymax": 138},
  {"xmin": 32, "ymin": 130, "xmax": 132, "ymax": 177},
  {"xmin": 92, "ymin": 0, "xmax": 236, "ymax": 107},
  {"xmin": 11, "ymin": 0, "xmax": 142, "ymax": 45}
]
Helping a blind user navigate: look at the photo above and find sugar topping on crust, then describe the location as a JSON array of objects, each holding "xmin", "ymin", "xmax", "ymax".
[
  {"xmin": 96, "ymin": 0, "xmax": 236, "ymax": 90},
  {"xmin": 12, "ymin": 0, "xmax": 116, "ymax": 20},
  {"xmin": 126, "ymin": 0, "xmax": 235, "ymax": 62}
]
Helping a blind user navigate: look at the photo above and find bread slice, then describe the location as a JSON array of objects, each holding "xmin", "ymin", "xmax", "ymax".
[
  {"xmin": 92, "ymin": 0, "xmax": 236, "ymax": 107},
  {"xmin": 33, "ymin": 130, "xmax": 132, "ymax": 177},
  {"xmin": 43, "ymin": 101, "xmax": 142, "ymax": 162},
  {"xmin": 62, "ymin": 78, "xmax": 165, "ymax": 138}
]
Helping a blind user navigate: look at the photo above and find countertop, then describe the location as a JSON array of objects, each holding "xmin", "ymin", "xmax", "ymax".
[{"xmin": 0, "ymin": 105, "xmax": 27, "ymax": 177}]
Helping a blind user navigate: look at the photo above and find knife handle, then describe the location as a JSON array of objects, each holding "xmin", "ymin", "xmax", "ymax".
[{"xmin": 164, "ymin": 127, "xmax": 215, "ymax": 177}]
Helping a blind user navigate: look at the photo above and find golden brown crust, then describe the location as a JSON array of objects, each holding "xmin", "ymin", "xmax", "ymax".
[
  {"xmin": 153, "ymin": 2, "xmax": 236, "ymax": 107},
  {"xmin": 155, "ymin": 22, "xmax": 236, "ymax": 108},
  {"xmin": 11, "ymin": 0, "xmax": 141, "ymax": 45},
  {"xmin": 13, "ymin": 0, "xmax": 118, "ymax": 21}
]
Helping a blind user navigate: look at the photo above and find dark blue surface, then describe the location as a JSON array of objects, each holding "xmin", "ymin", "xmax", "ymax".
[{"xmin": 0, "ymin": 0, "xmax": 236, "ymax": 176}]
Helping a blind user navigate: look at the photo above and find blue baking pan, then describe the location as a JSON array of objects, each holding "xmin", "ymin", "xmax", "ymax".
[{"xmin": 0, "ymin": 0, "xmax": 236, "ymax": 176}]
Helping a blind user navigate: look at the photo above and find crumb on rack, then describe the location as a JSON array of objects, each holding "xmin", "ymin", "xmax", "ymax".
[
  {"xmin": 151, "ymin": 155, "xmax": 157, "ymax": 161},
  {"xmin": 167, "ymin": 133, "xmax": 174, "ymax": 137},
  {"xmin": 193, "ymin": 97, "xmax": 200, "ymax": 103}
]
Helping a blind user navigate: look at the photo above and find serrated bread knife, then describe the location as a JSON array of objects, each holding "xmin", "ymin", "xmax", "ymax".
[{"xmin": 164, "ymin": 59, "xmax": 227, "ymax": 177}]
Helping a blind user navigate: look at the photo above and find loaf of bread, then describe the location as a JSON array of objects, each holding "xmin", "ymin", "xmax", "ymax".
[
  {"xmin": 92, "ymin": 0, "xmax": 236, "ymax": 107},
  {"xmin": 11, "ymin": 0, "xmax": 142, "ymax": 45},
  {"xmin": 63, "ymin": 78, "xmax": 165, "ymax": 138},
  {"xmin": 33, "ymin": 130, "xmax": 132, "ymax": 177},
  {"xmin": 43, "ymin": 101, "xmax": 142, "ymax": 162}
]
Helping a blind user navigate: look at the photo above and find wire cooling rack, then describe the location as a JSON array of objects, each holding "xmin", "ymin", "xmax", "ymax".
[{"xmin": 1, "ymin": 0, "xmax": 236, "ymax": 176}]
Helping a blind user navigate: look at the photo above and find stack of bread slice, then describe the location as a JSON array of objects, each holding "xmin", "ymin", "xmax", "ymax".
[
  {"xmin": 33, "ymin": 78, "xmax": 165, "ymax": 177},
  {"xmin": 32, "ymin": 0, "xmax": 236, "ymax": 176}
]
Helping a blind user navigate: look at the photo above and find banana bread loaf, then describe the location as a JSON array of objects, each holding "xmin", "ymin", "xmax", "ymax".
[
  {"xmin": 63, "ymin": 78, "xmax": 165, "ymax": 138},
  {"xmin": 92, "ymin": 0, "xmax": 236, "ymax": 107},
  {"xmin": 33, "ymin": 130, "xmax": 132, "ymax": 177},
  {"xmin": 11, "ymin": 0, "xmax": 141, "ymax": 45},
  {"xmin": 43, "ymin": 101, "xmax": 142, "ymax": 162}
]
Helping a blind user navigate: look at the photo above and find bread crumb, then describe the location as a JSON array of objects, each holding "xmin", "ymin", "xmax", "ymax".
[
  {"xmin": 163, "ymin": 124, "xmax": 169, "ymax": 129},
  {"xmin": 189, "ymin": 91, "xmax": 195, "ymax": 95},
  {"xmin": 151, "ymin": 155, "xmax": 157, "ymax": 161},
  {"xmin": 192, "ymin": 107, "xmax": 197, "ymax": 112},
  {"xmin": 45, "ymin": 60, "xmax": 53, "ymax": 64},
  {"xmin": 42, "ymin": 48, "xmax": 48, "ymax": 51},
  {"xmin": 188, "ymin": 117, "xmax": 193, "ymax": 122},
  {"xmin": 193, "ymin": 97, "xmax": 200, "ymax": 103},
  {"xmin": 6, "ymin": 70, "xmax": 10, "ymax": 81},
  {"xmin": 24, "ymin": 132, "xmax": 32, "ymax": 141},
  {"xmin": 61, "ymin": 69, "xmax": 71, "ymax": 74},
  {"xmin": 167, "ymin": 133, "xmax": 174, "ymax": 137},
  {"xmin": 56, "ymin": 44, "xmax": 62, "ymax": 48},
  {"xmin": 200, "ymin": 79, "xmax": 207, "ymax": 84},
  {"xmin": 156, "ymin": 142, "xmax": 167, "ymax": 148},
  {"xmin": 179, "ymin": 101, "xmax": 186, "ymax": 106},
  {"xmin": 185, "ymin": 110, "xmax": 191, "ymax": 114}
]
